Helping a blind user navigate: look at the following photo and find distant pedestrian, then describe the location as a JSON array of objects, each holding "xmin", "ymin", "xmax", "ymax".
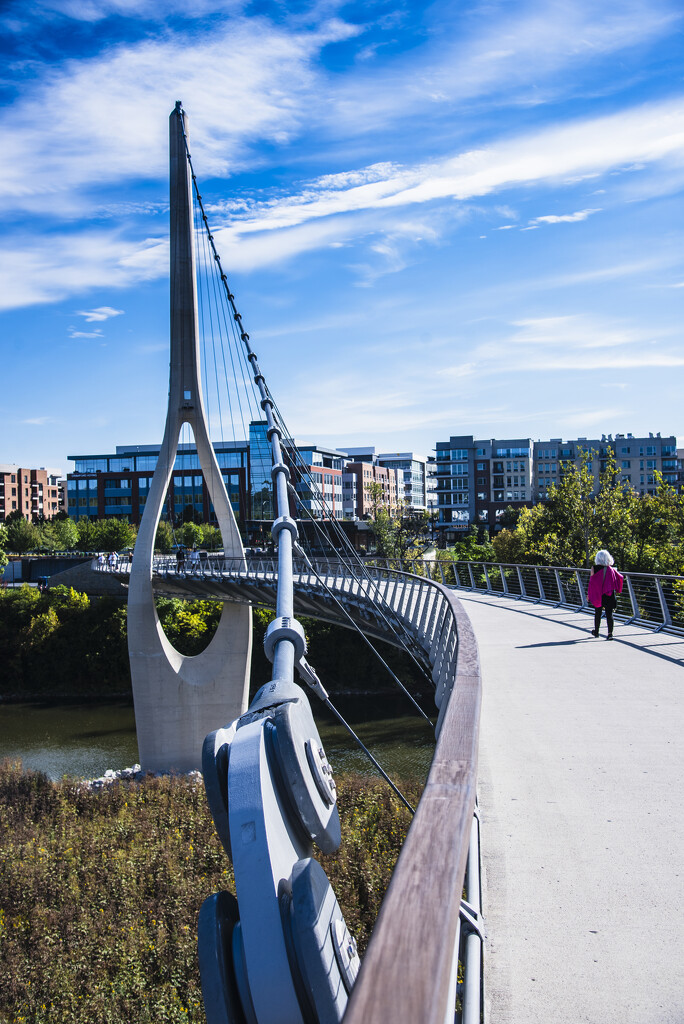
[
  {"xmin": 176, "ymin": 548, "xmax": 185, "ymax": 571},
  {"xmin": 107, "ymin": 551, "xmax": 116, "ymax": 569},
  {"xmin": 588, "ymin": 549, "xmax": 624, "ymax": 640},
  {"xmin": 97, "ymin": 552, "xmax": 105, "ymax": 568}
]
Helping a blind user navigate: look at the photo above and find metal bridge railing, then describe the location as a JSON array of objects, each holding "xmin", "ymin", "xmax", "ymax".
[
  {"xmin": 363, "ymin": 558, "xmax": 684, "ymax": 637},
  {"xmin": 97, "ymin": 552, "xmax": 483, "ymax": 1024},
  {"xmin": 97, "ymin": 553, "xmax": 684, "ymax": 636}
]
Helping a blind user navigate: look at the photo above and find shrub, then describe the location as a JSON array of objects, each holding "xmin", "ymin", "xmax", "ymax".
[{"xmin": 0, "ymin": 762, "xmax": 421, "ymax": 1023}]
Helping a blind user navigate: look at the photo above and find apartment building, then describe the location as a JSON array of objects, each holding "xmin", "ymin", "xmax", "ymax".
[
  {"xmin": 341, "ymin": 452, "xmax": 400, "ymax": 520},
  {"xmin": 534, "ymin": 433, "xmax": 678, "ymax": 499},
  {"xmin": 0, "ymin": 464, "xmax": 64, "ymax": 521},
  {"xmin": 434, "ymin": 429, "xmax": 679, "ymax": 542},
  {"xmin": 290, "ymin": 443, "xmax": 345, "ymax": 520},
  {"xmin": 341, "ymin": 447, "xmax": 428, "ymax": 516},
  {"xmin": 434, "ymin": 436, "xmax": 534, "ymax": 541}
]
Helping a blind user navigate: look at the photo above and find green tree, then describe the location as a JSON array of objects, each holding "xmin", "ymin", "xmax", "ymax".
[
  {"xmin": 92, "ymin": 518, "xmax": 137, "ymax": 552},
  {"xmin": 0, "ymin": 524, "xmax": 8, "ymax": 574},
  {"xmin": 155, "ymin": 519, "xmax": 174, "ymax": 554},
  {"xmin": 201, "ymin": 525, "xmax": 222, "ymax": 551},
  {"xmin": 75, "ymin": 517, "xmax": 98, "ymax": 551},
  {"xmin": 5, "ymin": 514, "xmax": 41, "ymax": 554},
  {"xmin": 443, "ymin": 526, "xmax": 496, "ymax": 563},
  {"xmin": 490, "ymin": 455, "xmax": 684, "ymax": 573},
  {"xmin": 179, "ymin": 521, "xmax": 203, "ymax": 550},
  {"xmin": 366, "ymin": 489, "xmax": 433, "ymax": 562},
  {"xmin": 41, "ymin": 517, "xmax": 79, "ymax": 551}
]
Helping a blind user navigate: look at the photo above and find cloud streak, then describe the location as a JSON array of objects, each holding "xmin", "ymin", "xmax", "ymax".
[{"xmin": 76, "ymin": 306, "xmax": 124, "ymax": 321}]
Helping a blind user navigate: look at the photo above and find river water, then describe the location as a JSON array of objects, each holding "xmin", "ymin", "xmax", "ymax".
[{"xmin": 0, "ymin": 695, "xmax": 435, "ymax": 784}]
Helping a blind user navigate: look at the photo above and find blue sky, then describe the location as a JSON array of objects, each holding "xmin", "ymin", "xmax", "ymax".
[{"xmin": 2, "ymin": 0, "xmax": 683, "ymax": 473}]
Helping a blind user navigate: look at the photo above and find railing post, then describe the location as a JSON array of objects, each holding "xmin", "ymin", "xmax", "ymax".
[
  {"xmin": 534, "ymin": 567, "xmax": 545, "ymax": 602},
  {"xmin": 516, "ymin": 565, "xmax": 526, "ymax": 598},
  {"xmin": 554, "ymin": 569, "xmax": 565, "ymax": 606},
  {"xmin": 500, "ymin": 564, "xmax": 509, "ymax": 595},
  {"xmin": 625, "ymin": 575, "xmax": 639, "ymax": 622},
  {"xmin": 575, "ymin": 570, "xmax": 586, "ymax": 608},
  {"xmin": 482, "ymin": 564, "xmax": 492, "ymax": 593},
  {"xmin": 467, "ymin": 563, "xmax": 475, "ymax": 589},
  {"xmin": 655, "ymin": 577, "xmax": 673, "ymax": 630}
]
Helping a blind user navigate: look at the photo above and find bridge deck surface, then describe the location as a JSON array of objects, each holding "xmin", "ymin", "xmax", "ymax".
[{"xmin": 457, "ymin": 591, "xmax": 684, "ymax": 1024}]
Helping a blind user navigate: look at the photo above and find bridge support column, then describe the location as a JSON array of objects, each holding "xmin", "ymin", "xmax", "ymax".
[{"xmin": 127, "ymin": 103, "xmax": 252, "ymax": 772}]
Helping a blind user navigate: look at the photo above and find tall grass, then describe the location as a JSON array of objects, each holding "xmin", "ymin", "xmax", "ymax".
[{"xmin": 0, "ymin": 761, "xmax": 421, "ymax": 1023}]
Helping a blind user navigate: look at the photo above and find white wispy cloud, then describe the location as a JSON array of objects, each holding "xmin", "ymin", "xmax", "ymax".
[
  {"xmin": 202, "ymin": 98, "xmax": 684, "ymax": 241},
  {"xmin": 324, "ymin": 0, "xmax": 682, "ymax": 132},
  {"xmin": 69, "ymin": 326, "xmax": 104, "ymax": 338},
  {"xmin": 0, "ymin": 18, "xmax": 357, "ymax": 207},
  {"xmin": 453, "ymin": 313, "xmax": 684, "ymax": 376},
  {"xmin": 531, "ymin": 208, "xmax": 601, "ymax": 225},
  {"xmin": 76, "ymin": 306, "xmax": 124, "ymax": 321},
  {"xmin": 0, "ymin": 230, "xmax": 164, "ymax": 310},
  {"xmin": 2, "ymin": 88, "xmax": 682, "ymax": 307}
]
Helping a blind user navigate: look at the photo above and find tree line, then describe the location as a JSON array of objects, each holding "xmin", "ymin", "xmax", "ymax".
[
  {"xmin": 0, "ymin": 512, "xmax": 225, "ymax": 564},
  {"xmin": 2, "ymin": 454, "xmax": 682, "ymax": 577},
  {"xmin": 489, "ymin": 455, "xmax": 684, "ymax": 574},
  {"xmin": 0, "ymin": 585, "xmax": 428, "ymax": 701},
  {"xmin": 366, "ymin": 456, "xmax": 684, "ymax": 575}
]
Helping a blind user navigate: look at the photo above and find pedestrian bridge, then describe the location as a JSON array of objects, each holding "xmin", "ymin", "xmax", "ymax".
[{"xmin": 103, "ymin": 554, "xmax": 684, "ymax": 1022}]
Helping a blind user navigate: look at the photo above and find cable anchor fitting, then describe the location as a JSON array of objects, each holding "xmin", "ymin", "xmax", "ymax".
[
  {"xmin": 272, "ymin": 515, "xmax": 298, "ymax": 542},
  {"xmin": 263, "ymin": 616, "xmax": 306, "ymax": 663}
]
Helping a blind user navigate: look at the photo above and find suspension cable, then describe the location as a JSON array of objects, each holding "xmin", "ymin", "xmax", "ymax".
[
  {"xmin": 293, "ymin": 541, "xmax": 433, "ymax": 725},
  {"xmin": 184, "ymin": 122, "xmax": 433, "ymax": 682},
  {"xmin": 178, "ymin": 103, "xmax": 429, "ymax": 804}
]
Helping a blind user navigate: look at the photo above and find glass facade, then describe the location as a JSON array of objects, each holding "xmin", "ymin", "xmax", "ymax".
[{"xmin": 249, "ymin": 421, "xmax": 274, "ymax": 521}]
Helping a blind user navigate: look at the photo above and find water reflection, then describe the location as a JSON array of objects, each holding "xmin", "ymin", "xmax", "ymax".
[
  {"xmin": 0, "ymin": 702, "xmax": 140, "ymax": 781},
  {"xmin": 0, "ymin": 695, "xmax": 436, "ymax": 784}
]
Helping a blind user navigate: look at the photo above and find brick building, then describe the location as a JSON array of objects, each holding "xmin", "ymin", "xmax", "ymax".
[{"xmin": 0, "ymin": 464, "xmax": 64, "ymax": 522}]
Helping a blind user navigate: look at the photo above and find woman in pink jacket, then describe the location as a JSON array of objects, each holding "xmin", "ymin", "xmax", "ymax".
[{"xmin": 588, "ymin": 549, "xmax": 624, "ymax": 640}]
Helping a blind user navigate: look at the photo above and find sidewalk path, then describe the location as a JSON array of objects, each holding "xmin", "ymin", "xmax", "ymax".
[{"xmin": 456, "ymin": 592, "xmax": 684, "ymax": 1024}]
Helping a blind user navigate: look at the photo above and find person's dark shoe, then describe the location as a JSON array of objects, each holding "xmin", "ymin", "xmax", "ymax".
[
  {"xmin": 591, "ymin": 629, "xmax": 599, "ymax": 637},
  {"xmin": 606, "ymin": 634, "xmax": 614, "ymax": 640}
]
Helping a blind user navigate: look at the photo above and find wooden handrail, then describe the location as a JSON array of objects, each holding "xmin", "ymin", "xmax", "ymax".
[{"xmin": 343, "ymin": 585, "xmax": 481, "ymax": 1024}]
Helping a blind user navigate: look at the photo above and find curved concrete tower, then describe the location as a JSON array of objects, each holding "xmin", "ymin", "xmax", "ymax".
[{"xmin": 127, "ymin": 102, "xmax": 252, "ymax": 772}]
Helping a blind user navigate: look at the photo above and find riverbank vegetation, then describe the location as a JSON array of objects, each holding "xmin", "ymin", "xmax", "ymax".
[
  {"xmin": 0, "ymin": 586, "xmax": 428, "ymax": 702},
  {"xmin": 0, "ymin": 760, "xmax": 420, "ymax": 1024}
]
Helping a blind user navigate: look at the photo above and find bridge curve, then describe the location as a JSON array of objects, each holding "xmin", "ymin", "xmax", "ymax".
[
  {"xmin": 100, "ymin": 554, "xmax": 483, "ymax": 1023},
  {"xmin": 102, "ymin": 555, "xmax": 684, "ymax": 1020}
]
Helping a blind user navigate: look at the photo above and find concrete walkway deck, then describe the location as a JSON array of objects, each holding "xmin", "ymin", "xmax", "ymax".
[{"xmin": 456, "ymin": 592, "xmax": 684, "ymax": 1024}]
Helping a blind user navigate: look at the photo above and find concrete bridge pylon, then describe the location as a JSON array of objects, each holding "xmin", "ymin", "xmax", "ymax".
[{"xmin": 127, "ymin": 102, "xmax": 252, "ymax": 772}]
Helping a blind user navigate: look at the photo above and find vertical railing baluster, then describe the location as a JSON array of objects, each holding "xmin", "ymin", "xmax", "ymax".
[
  {"xmin": 554, "ymin": 569, "xmax": 565, "ymax": 606},
  {"xmin": 516, "ymin": 565, "xmax": 526, "ymax": 598},
  {"xmin": 655, "ymin": 577, "xmax": 673, "ymax": 630},
  {"xmin": 534, "ymin": 567, "xmax": 545, "ymax": 602}
]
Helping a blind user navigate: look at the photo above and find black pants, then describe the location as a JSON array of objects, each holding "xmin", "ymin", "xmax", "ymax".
[{"xmin": 594, "ymin": 594, "xmax": 616, "ymax": 634}]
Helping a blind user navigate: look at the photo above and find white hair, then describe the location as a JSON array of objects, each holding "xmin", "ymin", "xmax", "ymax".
[{"xmin": 595, "ymin": 549, "xmax": 614, "ymax": 566}]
